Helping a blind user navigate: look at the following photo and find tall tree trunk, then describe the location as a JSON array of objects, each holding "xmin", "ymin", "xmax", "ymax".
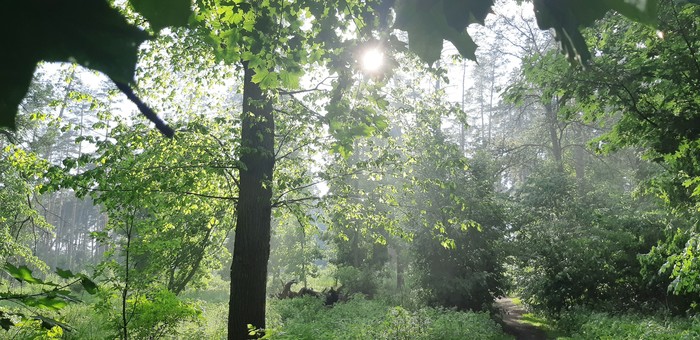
[
  {"xmin": 573, "ymin": 125, "xmax": 587, "ymax": 194},
  {"xmin": 544, "ymin": 99, "xmax": 563, "ymax": 170},
  {"xmin": 228, "ymin": 62, "xmax": 275, "ymax": 339},
  {"xmin": 460, "ymin": 60, "xmax": 466, "ymax": 154},
  {"xmin": 395, "ymin": 247, "xmax": 404, "ymax": 290}
]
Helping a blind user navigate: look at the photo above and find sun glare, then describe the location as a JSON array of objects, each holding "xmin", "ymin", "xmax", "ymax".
[{"xmin": 360, "ymin": 48, "xmax": 384, "ymax": 73}]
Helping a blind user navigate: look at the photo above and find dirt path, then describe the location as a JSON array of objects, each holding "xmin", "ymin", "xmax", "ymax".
[{"xmin": 494, "ymin": 297, "xmax": 548, "ymax": 340}]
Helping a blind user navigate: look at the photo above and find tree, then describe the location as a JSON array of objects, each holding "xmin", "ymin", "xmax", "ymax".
[
  {"xmin": 514, "ymin": 0, "xmax": 700, "ymax": 298},
  {"xmin": 1, "ymin": 1, "xmax": 664, "ymax": 129},
  {"xmin": 0, "ymin": 1, "xmax": 666, "ymax": 338},
  {"xmin": 409, "ymin": 147, "xmax": 507, "ymax": 311},
  {"xmin": 510, "ymin": 163, "xmax": 675, "ymax": 314},
  {"xmin": 189, "ymin": 1, "xmax": 398, "ymax": 336},
  {"xmin": 53, "ymin": 115, "xmax": 235, "ymax": 338}
]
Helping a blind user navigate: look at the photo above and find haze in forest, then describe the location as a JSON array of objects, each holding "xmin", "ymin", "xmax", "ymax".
[{"xmin": 2, "ymin": 0, "xmax": 700, "ymax": 339}]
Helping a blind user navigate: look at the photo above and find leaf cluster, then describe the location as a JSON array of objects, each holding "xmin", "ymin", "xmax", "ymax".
[{"xmin": 0, "ymin": 263, "xmax": 98, "ymax": 333}]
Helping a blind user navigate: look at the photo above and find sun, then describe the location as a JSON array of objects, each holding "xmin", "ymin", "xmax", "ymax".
[{"xmin": 360, "ymin": 48, "xmax": 384, "ymax": 73}]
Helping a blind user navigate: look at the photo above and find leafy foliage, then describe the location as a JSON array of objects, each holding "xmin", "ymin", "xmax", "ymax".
[
  {"xmin": 557, "ymin": 308, "xmax": 700, "ymax": 339},
  {"xmin": 1, "ymin": 0, "xmax": 665, "ymax": 130},
  {"xmin": 264, "ymin": 296, "xmax": 510, "ymax": 339},
  {"xmin": 0, "ymin": 145, "xmax": 54, "ymax": 270},
  {"xmin": 514, "ymin": 0, "xmax": 700, "ymax": 298},
  {"xmin": 0, "ymin": 0, "xmax": 187, "ymax": 129},
  {"xmin": 4, "ymin": 1, "xmax": 700, "ymax": 339},
  {"xmin": 511, "ymin": 165, "xmax": 675, "ymax": 314},
  {"xmin": 57, "ymin": 116, "xmax": 235, "ymax": 294},
  {"xmin": 124, "ymin": 289, "xmax": 201, "ymax": 339},
  {"xmin": 531, "ymin": 0, "xmax": 659, "ymax": 65},
  {"xmin": 393, "ymin": 0, "xmax": 659, "ymax": 65},
  {"xmin": 409, "ymin": 150, "xmax": 507, "ymax": 311},
  {"xmin": 0, "ymin": 264, "xmax": 98, "ymax": 333}
]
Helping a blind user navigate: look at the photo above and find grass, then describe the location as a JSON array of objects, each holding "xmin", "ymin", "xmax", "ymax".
[
  {"xmin": 510, "ymin": 297, "xmax": 523, "ymax": 306},
  {"xmin": 556, "ymin": 309, "xmax": 700, "ymax": 339},
  {"xmin": 520, "ymin": 312, "xmax": 568, "ymax": 339},
  {"xmin": 506, "ymin": 300, "xmax": 700, "ymax": 340},
  {"xmin": 12, "ymin": 286, "xmax": 700, "ymax": 340},
  {"xmin": 265, "ymin": 296, "xmax": 512, "ymax": 339},
  {"xmin": 500, "ymin": 297, "xmax": 563, "ymax": 339}
]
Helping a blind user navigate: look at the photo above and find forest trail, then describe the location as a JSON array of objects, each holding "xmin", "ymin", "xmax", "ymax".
[{"xmin": 495, "ymin": 298, "xmax": 548, "ymax": 340}]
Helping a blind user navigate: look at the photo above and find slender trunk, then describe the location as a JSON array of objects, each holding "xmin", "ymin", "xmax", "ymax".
[
  {"xmin": 544, "ymin": 99, "xmax": 563, "ymax": 169},
  {"xmin": 479, "ymin": 85, "xmax": 485, "ymax": 145},
  {"xmin": 228, "ymin": 62, "xmax": 275, "ymax": 339},
  {"xmin": 460, "ymin": 60, "xmax": 466, "ymax": 154},
  {"xmin": 121, "ymin": 215, "xmax": 133, "ymax": 340},
  {"xmin": 573, "ymin": 125, "xmax": 587, "ymax": 194},
  {"xmin": 396, "ymin": 248, "xmax": 404, "ymax": 290},
  {"xmin": 69, "ymin": 198, "xmax": 78, "ymax": 269},
  {"xmin": 487, "ymin": 62, "xmax": 495, "ymax": 145},
  {"xmin": 301, "ymin": 224, "xmax": 307, "ymax": 288},
  {"xmin": 172, "ymin": 226, "xmax": 214, "ymax": 295}
]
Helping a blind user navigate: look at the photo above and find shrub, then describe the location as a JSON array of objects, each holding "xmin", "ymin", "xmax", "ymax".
[
  {"xmin": 179, "ymin": 301, "xmax": 228, "ymax": 339},
  {"xmin": 558, "ymin": 309, "xmax": 700, "ymax": 339},
  {"xmin": 127, "ymin": 289, "xmax": 201, "ymax": 339},
  {"xmin": 180, "ymin": 274, "xmax": 230, "ymax": 304},
  {"xmin": 264, "ymin": 296, "xmax": 510, "ymax": 339},
  {"xmin": 61, "ymin": 303, "xmax": 114, "ymax": 340}
]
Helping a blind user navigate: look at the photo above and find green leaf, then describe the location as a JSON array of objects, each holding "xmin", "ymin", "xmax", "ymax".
[
  {"xmin": 443, "ymin": 0, "xmax": 493, "ymax": 28},
  {"xmin": 533, "ymin": 0, "xmax": 659, "ymax": 65},
  {"xmin": 280, "ymin": 69, "xmax": 303, "ymax": 89},
  {"xmin": 0, "ymin": 59, "xmax": 36, "ymax": 130},
  {"xmin": 445, "ymin": 31, "xmax": 478, "ymax": 62},
  {"xmin": 394, "ymin": 0, "xmax": 483, "ymax": 63},
  {"xmin": 251, "ymin": 69, "xmax": 270, "ymax": 84},
  {"xmin": 394, "ymin": 1, "xmax": 449, "ymax": 64},
  {"xmin": 24, "ymin": 297, "xmax": 68, "ymax": 311},
  {"xmin": 3, "ymin": 263, "xmax": 43, "ymax": 284},
  {"xmin": 55, "ymin": 268, "xmax": 77, "ymax": 280},
  {"xmin": 90, "ymin": 231, "xmax": 109, "ymax": 243},
  {"xmin": 608, "ymin": 0, "xmax": 659, "ymax": 25},
  {"xmin": 80, "ymin": 276, "xmax": 99, "ymax": 295},
  {"xmin": 34, "ymin": 315, "xmax": 72, "ymax": 332},
  {"xmin": 1, "ymin": 0, "xmax": 150, "ymax": 130},
  {"xmin": 130, "ymin": 0, "xmax": 193, "ymax": 31}
]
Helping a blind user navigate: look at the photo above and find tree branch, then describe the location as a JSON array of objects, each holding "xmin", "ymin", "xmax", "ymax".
[{"xmin": 113, "ymin": 81, "xmax": 174, "ymax": 137}]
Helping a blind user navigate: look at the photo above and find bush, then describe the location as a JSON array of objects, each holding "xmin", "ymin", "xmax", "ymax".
[
  {"xmin": 180, "ymin": 274, "xmax": 230, "ymax": 304},
  {"xmin": 513, "ymin": 166, "xmax": 670, "ymax": 315},
  {"xmin": 62, "ymin": 303, "xmax": 114, "ymax": 340},
  {"xmin": 127, "ymin": 289, "xmax": 201, "ymax": 339},
  {"xmin": 427, "ymin": 308, "xmax": 509, "ymax": 340},
  {"xmin": 335, "ymin": 265, "xmax": 382, "ymax": 297},
  {"xmin": 264, "ymin": 296, "xmax": 510, "ymax": 339},
  {"xmin": 558, "ymin": 309, "xmax": 700, "ymax": 339},
  {"xmin": 179, "ymin": 301, "xmax": 228, "ymax": 339}
]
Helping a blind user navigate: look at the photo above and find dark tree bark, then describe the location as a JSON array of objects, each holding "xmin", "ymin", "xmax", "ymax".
[
  {"xmin": 544, "ymin": 99, "xmax": 563, "ymax": 170},
  {"xmin": 396, "ymin": 248, "xmax": 404, "ymax": 290},
  {"xmin": 228, "ymin": 61, "xmax": 275, "ymax": 339}
]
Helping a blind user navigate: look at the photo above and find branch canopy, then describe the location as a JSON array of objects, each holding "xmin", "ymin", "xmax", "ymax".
[{"xmin": 0, "ymin": 0, "xmax": 660, "ymax": 129}]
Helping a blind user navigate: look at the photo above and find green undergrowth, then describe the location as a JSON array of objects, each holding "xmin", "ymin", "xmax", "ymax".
[
  {"xmin": 264, "ymin": 296, "xmax": 511, "ymax": 339},
  {"xmin": 26, "ymin": 291, "xmax": 700, "ymax": 339},
  {"xmin": 510, "ymin": 297, "xmax": 523, "ymax": 306},
  {"xmin": 520, "ymin": 312, "xmax": 561, "ymax": 337},
  {"xmin": 502, "ymin": 298, "xmax": 561, "ymax": 338},
  {"xmin": 556, "ymin": 309, "xmax": 700, "ymax": 339},
  {"xmin": 504, "ymin": 298, "xmax": 700, "ymax": 339}
]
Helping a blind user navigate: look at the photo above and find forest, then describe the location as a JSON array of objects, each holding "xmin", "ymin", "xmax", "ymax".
[{"xmin": 2, "ymin": 0, "xmax": 700, "ymax": 339}]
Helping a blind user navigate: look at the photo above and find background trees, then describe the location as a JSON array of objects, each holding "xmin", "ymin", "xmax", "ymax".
[{"xmin": 4, "ymin": 0, "xmax": 699, "ymax": 339}]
